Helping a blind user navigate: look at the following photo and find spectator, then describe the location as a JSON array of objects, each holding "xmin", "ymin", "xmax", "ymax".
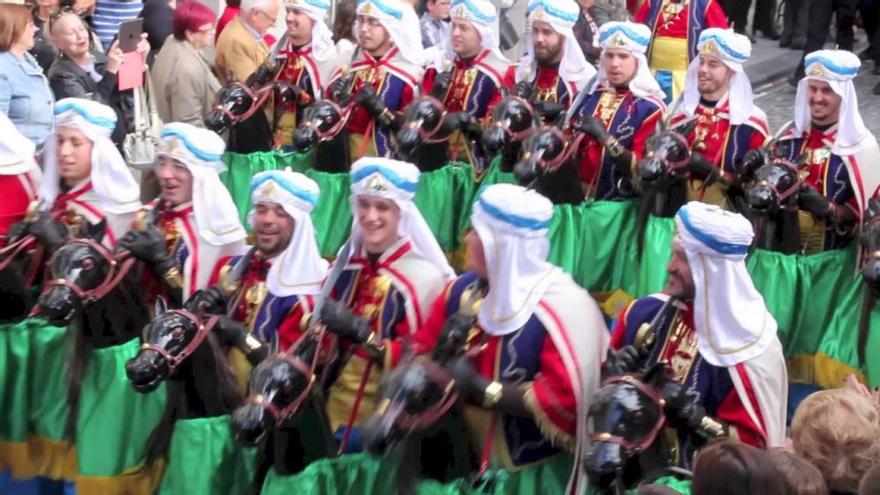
[
  {"xmin": 860, "ymin": 463, "xmax": 880, "ymax": 495},
  {"xmin": 137, "ymin": 0, "xmax": 175, "ymax": 65},
  {"xmin": 792, "ymin": 389, "xmax": 880, "ymax": 494},
  {"xmin": 216, "ymin": 0, "xmax": 240, "ymax": 42},
  {"xmin": 150, "ymin": 0, "xmax": 218, "ymax": 127},
  {"xmin": 214, "ymin": 0, "xmax": 280, "ymax": 84},
  {"xmin": 419, "ymin": 0, "xmax": 449, "ymax": 49},
  {"xmin": 31, "ymin": 0, "xmax": 60, "ymax": 72},
  {"xmin": 331, "ymin": 0, "xmax": 355, "ymax": 44},
  {"xmin": 572, "ymin": 0, "xmax": 600, "ymax": 64},
  {"xmin": 691, "ymin": 440, "xmax": 785, "ymax": 495},
  {"xmin": 0, "ymin": 3, "xmax": 54, "ymax": 148},
  {"xmin": 92, "ymin": 0, "xmax": 144, "ymax": 49},
  {"xmin": 764, "ymin": 448, "xmax": 828, "ymax": 495}
]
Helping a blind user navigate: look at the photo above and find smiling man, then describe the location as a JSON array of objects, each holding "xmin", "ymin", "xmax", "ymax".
[{"xmin": 772, "ymin": 50, "xmax": 880, "ymax": 253}]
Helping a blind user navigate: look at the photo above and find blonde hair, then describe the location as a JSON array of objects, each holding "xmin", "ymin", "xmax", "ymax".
[
  {"xmin": 764, "ymin": 448, "xmax": 827, "ymax": 495},
  {"xmin": 791, "ymin": 389, "xmax": 880, "ymax": 493}
]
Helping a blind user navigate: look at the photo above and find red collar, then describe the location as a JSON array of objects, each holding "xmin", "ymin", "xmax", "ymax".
[{"xmin": 52, "ymin": 180, "xmax": 93, "ymax": 213}]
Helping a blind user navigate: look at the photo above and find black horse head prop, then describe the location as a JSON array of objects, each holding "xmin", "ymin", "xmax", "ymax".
[
  {"xmin": 396, "ymin": 96, "xmax": 449, "ymax": 158},
  {"xmin": 481, "ymin": 95, "xmax": 536, "ymax": 157},
  {"xmin": 361, "ymin": 357, "xmax": 459, "ymax": 456},
  {"xmin": 125, "ymin": 298, "xmax": 218, "ymax": 392},
  {"xmin": 292, "ymin": 99, "xmax": 350, "ymax": 152},
  {"xmin": 514, "ymin": 125, "xmax": 576, "ymax": 185},
  {"xmin": 36, "ymin": 221, "xmax": 136, "ymax": 326},
  {"xmin": 205, "ymin": 64, "xmax": 277, "ymax": 133},
  {"xmin": 745, "ymin": 156, "xmax": 802, "ymax": 214},
  {"xmin": 637, "ymin": 119, "xmax": 697, "ymax": 188},
  {"xmin": 230, "ymin": 332, "xmax": 320, "ymax": 446}
]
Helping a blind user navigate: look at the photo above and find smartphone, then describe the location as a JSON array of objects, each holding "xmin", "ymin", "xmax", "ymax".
[{"xmin": 118, "ymin": 19, "xmax": 143, "ymax": 53}]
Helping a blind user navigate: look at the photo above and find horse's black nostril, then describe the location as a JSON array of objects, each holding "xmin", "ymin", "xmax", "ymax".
[
  {"xmin": 205, "ymin": 112, "xmax": 230, "ymax": 133},
  {"xmin": 746, "ymin": 185, "xmax": 775, "ymax": 212},
  {"xmin": 583, "ymin": 442, "xmax": 624, "ymax": 489},
  {"xmin": 481, "ymin": 127, "xmax": 506, "ymax": 155},
  {"xmin": 38, "ymin": 286, "xmax": 78, "ymax": 325},
  {"xmin": 514, "ymin": 160, "xmax": 539, "ymax": 185},
  {"xmin": 293, "ymin": 126, "xmax": 318, "ymax": 151},
  {"xmin": 231, "ymin": 404, "xmax": 268, "ymax": 446},
  {"xmin": 396, "ymin": 128, "xmax": 420, "ymax": 155}
]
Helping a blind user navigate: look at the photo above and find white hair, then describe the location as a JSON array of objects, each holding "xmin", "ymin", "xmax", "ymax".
[{"xmin": 240, "ymin": 0, "xmax": 280, "ymax": 14}]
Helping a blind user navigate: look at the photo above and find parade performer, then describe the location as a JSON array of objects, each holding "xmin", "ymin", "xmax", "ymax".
[
  {"xmin": 669, "ymin": 28, "xmax": 769, "ymax": 208},
  {"xmin": 118, "ymin": 122, "xmax": 247, "ymax": 306},
  {"xmin": 407, "ymin": 184, "xmax": 608, "ymax": 492},
  {"xmin": 635, "ymin": 0, "xmax": 728, "ymax": 102},
  {"xmin": 572, "ymin": 21, "xmax": 666, "ymax": 200},
  {"xmin": 513, "ymin": 0, "xmax": 597, "ymax": 122},
  {"xmin": 610, "ymin": 201, "xmax": 787, "ymax": 468},
  {"xmin": 0, "ymin": 113, "xmax": 40, "ymax": 245},
  {"xmin": 774, "ymin": 50, "xmax": 880, "ymax": 253},
  {"xmin": 422, "ymin": 0, "xmax": 513, "ymax": 172},
  {"xmin": 274, "ymin": 0, "xmax": 345, "ymax": 147},
  {"xmin": 312, "ymin": 157, "xmax": 453, "ymax": 450},
  {"xmin": 327, "ymin": 0, "xmax": 425, "ymax": 159},
  {"xmin": 15, "ymin": 98, "xmax": 141, "ymax": 251}
]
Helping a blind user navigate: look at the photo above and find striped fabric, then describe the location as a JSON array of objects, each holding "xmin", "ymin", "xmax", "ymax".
[{"xmin": 92, "ymin": 0, "xmax": 144, "ymax": 49}]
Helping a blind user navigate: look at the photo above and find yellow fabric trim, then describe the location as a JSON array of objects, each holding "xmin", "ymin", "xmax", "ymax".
[
  {"xmin": 787, "ymin": 352, "xmax": 865, "ymax": 390},
  {"xmin": 277, "ymin": 111, "xmax": 298, "ymax": 147},
  {"xmin": 649, "ymin": 36, "xmax": 690, "ymax": 71},
  {"xmin": 228, "ymin": 347, "xmax": 254, "ymax": 396},
  {"xmin": 75, "ymin": 462, "xmax": 165, "ymax": 495},
  {"xmin": 0, "ymin": 437, "xmax": 76, "ymax": 480},
  {"xmin": 522, "ymin": 385, "xmax": 574, "ymax": 452},
  {"xmin": 349, "ymin": 133, "xmax": 379, "ymax": 160},
  {"xmin": 326, "ymin": 354, "xmax": 382, "ymax": 430}
]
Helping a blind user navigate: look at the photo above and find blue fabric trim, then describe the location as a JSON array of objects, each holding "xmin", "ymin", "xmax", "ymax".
[
  {"xmin": 302, "ymin": 0, "xmax": 330, "ymax": 9},
  {"xmin": 357, "ymin": 0, "xmax": 402, "ymax": 19},
  {"xmin": 676, "ymin": 207, "xmax": 750, "ymax": 255},
  {"xmin": 654, "ymin": 70, "xmax": 673, "ymax": 104},
  {"xmin": 477, "ymin": 197, "xmax": 551, "ymax": 230},
  {"xmin": 351, "ymin": 164, "xmax": 419, "ymax": 193},
  {"xmin": 804, "ymin": 55, "xmax": 860, "ymax": 76},
  {"xmin": 451, "ymin": 0, "xmax": 496, "ymax": 23},
  {"xmin": 251, "ymin": 172, "xmax": 319, "ymax": 207},
  {"xmin": 159, "ymin": 128, "xmax": 223, "ymax": 163},
  {"xmin": 54, "ymin": 101, "xmax": 116, "ymax": 130},
  {"xmin": 698, "ymin": 33, "xmax": 749, "ymax": 63},
  {"xmin": 599, "ymin": 25, "xmax": 651, "ymax": 48},
  {"xmin": 527, "ymin": 0, "xmax": 578, "ymax": 23}
]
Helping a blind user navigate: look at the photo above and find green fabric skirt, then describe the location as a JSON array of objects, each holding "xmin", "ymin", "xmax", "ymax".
[
  {"xmin": 0, "ymin": 320, "xmax": 34, "ymax": 444},
  {"xmin": 158, "ymin": 415, "xmax": 256, "ymax": 495},
  {"xmin": 636, "ymin": 215, "xmax": 676, "ymax": 297}
]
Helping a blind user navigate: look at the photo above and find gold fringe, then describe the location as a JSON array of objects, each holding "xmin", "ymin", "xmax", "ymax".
[
  {"xmin": 522, "ymin": 386, "xmax": 574, "ymax": 452},
  {"xmin": 787, "ymin": 352, "xmax": 865, "ymax": 390}
]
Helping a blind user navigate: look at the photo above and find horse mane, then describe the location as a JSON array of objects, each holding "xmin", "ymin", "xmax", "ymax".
[{"xmin": 63, "ymin": 317, "xmax": 92, "ymax": 443}]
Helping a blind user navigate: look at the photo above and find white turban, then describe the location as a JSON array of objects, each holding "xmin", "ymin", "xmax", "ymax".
[
  {"xmin": 433, "ymin": 0, "xmax": 510, "ymax": 70},
  {"xmin": 283, "ymin": 0, "xmax": 335, "ymax": 62},
  {"xmin": 794, "ymin": 50, "xmax": 874, "ymax": 156},
  {"xmin": 354, "ymin": 0, "xmax": 425, "ymax": 67},
  {"xmin": 471, "ymin": 184, "xmax": 561, "ymax": 336},
  {"xmin": 516, "ymin": 0, "xmax": 596, "ymax": 91},
  {"xmin": 250, "ymin": 169, "xmax": 328, "ymax": 296},
  {"xmin": 39, "ymin": 98, "xmax": 141, "ymax": 215},
  {"xmin": 0, "ymin": 112, "xmax": 38, "ymax": 175},
  {"xmin": 157, "ymin": 122, "xmax": 246, "ymax": 246},
  {"xmin": 674, "ymin": 202, "xmax": 778, "ymax": 367},
  {"xmin": 681, "ymin": 28, "xmax": 755, "ymax": 125},
  {"xmin": 349, "ymin": 157, "xmax": 454, "ymax": 279},
  {"xmin": 588, "ymin": 21, "xmax": 666, "ymax": 102}
]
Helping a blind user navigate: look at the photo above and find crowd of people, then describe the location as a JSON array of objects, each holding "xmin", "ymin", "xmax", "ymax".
[{"xmin": 2, "ymin": 0, "xmax": 880, "ymax": 493}]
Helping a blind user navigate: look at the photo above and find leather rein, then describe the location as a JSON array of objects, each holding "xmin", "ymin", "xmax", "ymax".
[
  {"xmin": 39, "ymin": 238, "xmax": 136, "ymax": 307},
  {"xmin": 375, "ymin": 358, "xmax": 460, "ymax": 433},
  {"xmin": 590, "ymin": 374, "xmax": 667, "ymax": 455},
  {"xmin": 139, "ymin": 309, "xmax": 220, "ymax": 375}
]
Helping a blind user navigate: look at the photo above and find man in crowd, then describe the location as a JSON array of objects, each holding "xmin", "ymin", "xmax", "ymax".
[
  {"xmin": 669, "ymin": 28, "xmax": 769, "ymax": 209},
  {"xmin": 572, "ymin": 21, "xmax": 666, "ymax": 200},
  {"xmin": 215, "ymin": 0, "xmax": 282, "ymax": 84},
  {"xmin": 774, "ymin": 50, "xmax": 880, "ymax": 253},
  {"xmin": 609, "ymin": 201, "xmax": 788, "ymax": 468},
  {"xmin": 420, "ymin": 0, "xmax": 450, "ymax": 49}
]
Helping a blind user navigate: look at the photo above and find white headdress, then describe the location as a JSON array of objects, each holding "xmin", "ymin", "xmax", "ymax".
[
  {"xmin": 433, "ymin": 0, "xmax": 510, "ymax": 70},
  {"xmin": 675, "ymin": 201, "xmax": 778, "ymax": 367},
  {"xmin": 588, "ymin": 21, "xmax": 666, "ymax": 102},
  {"xmin": 349, "ymin": 157, "xmax": 454, "ymax": 279},
  {"xmin": 39, "ymin": 98, "xmax": 140, "ymax": 215},
  {"xmin": 794, "ymin": 50, "xmax": 874, "ymax": 156},
  {"xmin": 470, "ymin": 184, "xmax": 561, "ymax": 335},
  {"xmin": 516, "ymin": 0, "xmax": 596, "ymax": 91},
  {"xmin": 0, "ymin": 112, "xmax": 38, "ymax": 175},
  {"xmin": 681, "ymin": 28, "xmax": 755, "ymax": 125},
  {"xmin": 250, "ymin": 169, "xmax": 328, "ymax": 296},
  {"xmin": 354, "ymin": 0, "xmax": 425, "ymax": 67},
  {"xmin": 157, "ymin": 123, "xmax": 246, "ymax": 246},
  {"xmin": 283, "ymin": 0, "xmax": 335, "ymax": 62}
]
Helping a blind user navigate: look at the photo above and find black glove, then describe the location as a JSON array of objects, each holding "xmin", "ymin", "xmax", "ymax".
[
  {"xmin": 533, "ymin": 101, "xmax": 566, "ymax": 123},
  {"xmin": 245, "ymin": 63, "xmax": 275, "ymax": 87},
  {"xmin": 213, "ymin": 315, "xmax": 249, "ymax": 349},
  {"xmin": 431, "ymin": 311, "xmax": 476, "ymax": 363},
  {"xmin": 328, "ymin": 77, "xmax": 352, "ymax": 106},
  {"xmin": 446, "ymin": 111, "xmax": 482, "ymax": 138},
  {"xmin": 277, "ymin": 82, "xmax": 303, "ymax": 105},
  {"xmin": 6, "ymin": 219, "xmax": 31, "ymax": 243},
  {"xmin": 739, "ymin": 148, "xmax": 767, "ymax": 182},
  {"xmin": 449, "ymin": 357, "xmax": 490, "ymax": 403},
  {"xmin": 431, "ymin": 70, "xmax": 453, "ymax": 99},
  {"xmin": 354, "ymin": 85, "xmax": 386, "ymax": 117},
  {"xmin": 660, "ymin": 380, "xmax": 709, "ymax": 430},
  {"xmin": 511, "ymin": 80, "xmax": 533, "ymax": 100},
  {"xmin": 798, "ymin": 184, "xmax": 833, "ymax": 219},
  {"xmin": 117, "ymin": 223, "xmax": 175, "ymax": 274},
  {"xmin": 688, "ymin": 152, "xmax": 720, "ymax": 182},
  {"xmin": 578, "ymin": 115, "xmax": 612, "ymax": 143},
  {"xmin": 319, "ymin": 299, "xmax": 372, "ymax": 344},
  {"xmin": 602, "ymin": 346, "xmax": 641, "ymax": 378},
  {"xmin": 29, "ymin": 213, "xmax": 68, "ymax": 251},
  {"xmin": 187, "ymin": 286, "xmax": 228, "ymax": 314}
]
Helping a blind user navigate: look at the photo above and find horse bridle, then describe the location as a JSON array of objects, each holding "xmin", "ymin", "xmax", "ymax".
[
  {"xmin": 374, "ymin": 358, "xmax": 460, "ymax": 433},
  {"xmin": 491, "ymin": 96, "xmax": 536, "ymax": 143},
  {"xmin": 0, "ymin": 234, "xmax": 42, "ymax": 287},
  {"xmin": 526, "ymin": 127, "xmax": 585, "ymax": 172},
  {"xmin": 404, "ymin": 95, "xmax": 450, "ymax": 145},
  {"xmin": 645, "ymin": 130, "xmax": 692, "ymax": 176},
  {"xmin": 139, "ymin": 309, "xmax": 220, "ymax": 375},
  {"xmin": 754, "ymin": 158, "xmax": 801, "ymax": 210},
  {"xmin": 39, "ymin": 238, "xmax": 136, "ymax": 306},
  {"xmin": 298, "ymin": 100, "xmax": 354, "ymax": 142},
  {"xmin": 213, "ymin": 81, "xmax": 276, "ymax": 125},
  {"xmin": 590, "ymin": 374, "xmax": 667, "ymax": 456}
]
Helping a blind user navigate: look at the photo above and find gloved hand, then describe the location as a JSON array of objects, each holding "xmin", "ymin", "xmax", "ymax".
[
  {"xmin": 117, "ymin": 223, "xmax": 174, "ymax": 273},
  {"xmin": 6, "ymin": 219, "xmax": 31, "ymax": 243},
  {"xmin": 738, "ymin": 148, "xmax": 767, "ymax": 182},
  {"xmin": 533, "ymin": 101, "xmax": 566, "ymax": 122},
  {"xmin": 431, "ymin": 70, "xmax": 453, "ymax": 99},
  {"xmin": 245, "ymin": 63, "xmax": 275, "ymax": 87},
  {"xmin": 798, "ymin": 184, "xmax": 833, "ymax": 218},
  {"xmin": 511, "ymin": 80, "xmax": 533, "ymax": 100},
  {"xmin": 431, "ymin": 311, "xmax": 476, "ymax": 363},
  {"xmin": 602, "ymin": 346, "xmax": 641, "ymax": 378},
  {"xmin": 445, "ymin": 111, "xmax": 482, "ymax": 138},
  {"xmin": 29, "ymin": 213, "xmax": 68, "ymax": 251},
  {"xmin": 660, "ymin": 380, "xmax": 709, "ymax": 430},
  {"xmin": 449, "ymin": 357, "xmax": 490, "ymax": 403},
  {"xmin": 328, "ymin": 77, "xmax": 353, "ymax": 106},
  {"xmin": 354, "ymin": 85, "xmax": 386, "ymax": 117},
  {"xmin": 187, "ymin": 286, "xmax": 228, "ymax": 314},
  {"xmin": 319, "ymin": 299, "xmax": 372, "ymax": 344},
  {"xmin": 277, "ymin": 82, "xmax": 303, "ymax": 105},
  {"xmin": 578, "ymin": 115, "xmax": 612, "ymax": 143},
  {"xmin": 213, "ymin": 315, "xmax": 249, "ymax": 349},
  {"xmin": 688, "ymin": 152, "xmax": 719, "ymax": 182}
]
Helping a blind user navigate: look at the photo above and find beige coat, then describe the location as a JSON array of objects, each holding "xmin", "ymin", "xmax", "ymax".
[
  {"xmin": 151, "ymin": 36, "xmax": 221, "ymax": 127},
  {"xmin": 214, "ymin": 17, "xmax": 269, "ymax": 85}
]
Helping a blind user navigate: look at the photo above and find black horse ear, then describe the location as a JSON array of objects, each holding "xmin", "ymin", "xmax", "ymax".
[
  {"xmin": 500, "ymin": 86, "xmax": 509, "ymax": 99},
  {"xmin": 675, "ymin": 119, "xmax": 697, "ymax": 140},
  {"xmin": 642, "ymin": 361, "xmax": 667, "ymax": 387},
  {"xmin": 154, "ymin": 296, "xmax": 168, "ymax": 317},
  {"xmin": 89, "ymin": 218, "xmax": 107, "ymax": 243}
]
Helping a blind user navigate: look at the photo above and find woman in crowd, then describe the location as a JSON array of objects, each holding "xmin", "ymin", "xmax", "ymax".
[
  {"xmin": 0, "ymin": 3, "xmax": 54, "ymax": 149},
  {"xmin": 764, "ymin": 448, "xmax": 828, "ymax": 495},
  {"xmin": 150, "ymin": 0, "xmax": 218, "ymax": 127},
  {"xmin": 138, "ymin": 0, "xmax": 175, "ymax": 64},
  {"xmin": 30, "ymin": 0, "xmax": 60, "ymax": 72},
  {"xmin": 691, "ymin": 440, "xmax": 785, "ymax": 495}
]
